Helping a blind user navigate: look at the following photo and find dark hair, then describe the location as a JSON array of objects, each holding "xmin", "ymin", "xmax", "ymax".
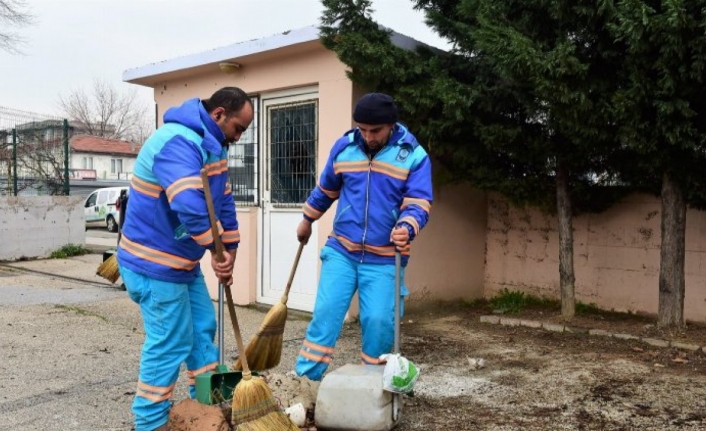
[{"xmin": 202, "ymin": 86, "xmax": 251, "ymax": 116}]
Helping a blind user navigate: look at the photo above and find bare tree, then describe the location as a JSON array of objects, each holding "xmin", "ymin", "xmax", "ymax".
[
  {"xmin": 10, "ymin": 127, "xmax": 65, "ymax": 195},
  {"xmin": 0, "ymin": 0, "xmax": 33, "ymax": 54},
  {"xmin": 59, "ymin": 80, "xmax": 153, "ymax": 144}
]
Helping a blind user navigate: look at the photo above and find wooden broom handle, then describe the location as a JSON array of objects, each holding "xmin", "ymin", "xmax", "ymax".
[
  {"xmin": 281, "ymin": 241, "xmax": 305, "ymax": 304},
  {"xmin": 200, "ymin": 169, "xmax": 252, "ymax": 376}
]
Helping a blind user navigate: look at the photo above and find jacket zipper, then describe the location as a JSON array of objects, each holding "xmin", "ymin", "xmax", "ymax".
[{"xmin": 360, "ymin": 153, "xmax": 374, "ymax": 263}]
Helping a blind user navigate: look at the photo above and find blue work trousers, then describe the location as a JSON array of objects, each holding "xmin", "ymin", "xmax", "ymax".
[
  {"xmin": 295, "ymin": 246, "xmax": 407, "ymax": 380},
  {"xmin": 121, "ymin": 266, "xmax": 218, "ymax": 431}
]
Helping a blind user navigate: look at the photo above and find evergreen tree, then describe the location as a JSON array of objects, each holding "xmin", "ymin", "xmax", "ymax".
[
  {"xmin": 608, "ymin": 0, "xmax": 706, "ymax": 327},
  {"xmin": 321, "ymin": 0, "xmax": 628, "ymax": 319}
]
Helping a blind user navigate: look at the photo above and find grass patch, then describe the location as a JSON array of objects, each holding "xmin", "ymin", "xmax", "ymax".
[
  {"xmin": 50, "ymin": 244, "xmax": 92, "ymax": 259},
  {"xmin": 576, "ymin": 301, "xmax": 602, "ymax": 315},
  {"xmin": 489, "ymin": 288, "xmax": 559, "ymax": 314},
  {"xmin": 487, "ymin": 292, "xmax": 652, "ymax": 323},
  {"xmin": 461, "ymin": 298, "xmax": 486, "ymax": 308},
  {"xmin": 54, "ymin": 305, "xmax": 107, "ymax": 322}
]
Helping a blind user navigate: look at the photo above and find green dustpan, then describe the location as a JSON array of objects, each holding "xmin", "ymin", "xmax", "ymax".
[
  {"xmin": 195, "ymin": 281, "xmax": 247, "ymax": 405},
  {"xmin": 195, "ymin": 364, "xmax": 244, "ymax": 404}
]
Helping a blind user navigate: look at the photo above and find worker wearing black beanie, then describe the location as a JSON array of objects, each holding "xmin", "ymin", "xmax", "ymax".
[
  {"xmin": 353, "ymin": 93, "xmax": 399, "ymax": 125},
  {"xmin": 294, "ymin": 91, "xmax": 434, "ymax": 382}
]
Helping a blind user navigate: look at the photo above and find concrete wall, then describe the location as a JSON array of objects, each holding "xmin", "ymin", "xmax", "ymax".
[
  {"xmin": 405, "ymin": 182, "xmax": 487, "ymax": 308},
  {"xmin": 484, "ymin": 193, "xmax": 706, "ymax": 322},
  {"xmin": 0, "ymin": 196, "xmax": 85, "ymax": 260}
]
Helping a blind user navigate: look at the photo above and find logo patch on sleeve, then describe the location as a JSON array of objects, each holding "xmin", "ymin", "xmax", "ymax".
[{"xmin": 396, "ymin": 148, "xmax": 410, "ymax": 162}]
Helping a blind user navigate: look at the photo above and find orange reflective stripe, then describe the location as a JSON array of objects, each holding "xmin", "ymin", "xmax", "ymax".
[
  {"xmin": 192, "ymin": 228, "xmax": 214, "ymax": 247},
  {"xmin": 136, "ymin": 381, "xmax": 175, "ymax": 402},
  {"xmin": 166, "ymin": 176, "xmax": 202, "ymax": 202},
  {"xmin": 318, "ymin": 184, "xmax": 340, "ymax": 199},
  {"xmin": 303, "ymin": 340, "xmax": 334, "ymax": 355},
  {"xmin": 371, "ymin": 161, "xmax": 409, "ymax": 180},
  {"xmin": 398, "ymin": 216, "xmax": 420, "ymax": 235},
  {"xmin": 131, "ymin": 175, "xmax": 163, "ymax": 198},
  {"xmin": 222, "ymin": 229, "xmax": 240, "ymax": 244},
  {"xmin": 186, "ymin": 362, "xmax": 218, "ymax": 379},
  {"xmin": 137, "ymin": 381, "xmax": 175, "ymax": 395},
  {"xmin": 303, "ymin": 203, "xmax": 323, "ymax": 220},
  {"xmin": 334, "ymin": 161, "xmax": 369, "ymax": 174},
  {"xmin": 335, "ymin": 235, "xmax": 410, "ymax": 257},
  {"xmin": 365, "ymin": 243, "xmax": 411, "ymax": 257},
  {"xmin": 205, "ymin": 160, "xmax": 227, "ymax": 175},
  {"xmin": 299, "ymin": 349, "xmax": 332, "ymax": 364},
  {"xmin": 120, "ymin": 235, "xmax": 199, "ymax": 271},
  {"xmin": 401, "ymin": 198, "xmax": 431, "ymax": 213},
  {"xmin": 361, "ymin": 352, "xmax": 383, "ymax": 364},
  {"xmin": 192, "ymin": 222, "xmax": 222, "ymax": 247},
  {"xmin": 334, "ymin": 235, "xmax": 364, "ymax": 252},
  {"xmin": 137, "ymin": 388, "xmax": 173, "ymax": 403}
]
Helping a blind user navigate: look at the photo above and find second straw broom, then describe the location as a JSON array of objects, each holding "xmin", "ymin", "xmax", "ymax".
[{"xmin": 234, "ymin": 241, "xmax": 304, "ymax": 371}]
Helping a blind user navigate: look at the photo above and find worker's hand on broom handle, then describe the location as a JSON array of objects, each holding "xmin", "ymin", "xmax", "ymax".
[
  {"xmin": 200, "ymin": 169, "xmax": 252, "ymax": 376},
  {"xmin": 296, "ymin": 218, "xmax": 312, "ymax": 244},
  {"xmin": 211, "ymin": 248, "xmax": 236, "ymax": 286},
  {"xmin": 391, "ymin": 224, "xmax": 411, "ymax": 250}
]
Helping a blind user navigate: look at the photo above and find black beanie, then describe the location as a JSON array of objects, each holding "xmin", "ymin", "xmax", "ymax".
[{"xmin": 353, "ymin": 93, "xmax": 398, "ymax": 125}]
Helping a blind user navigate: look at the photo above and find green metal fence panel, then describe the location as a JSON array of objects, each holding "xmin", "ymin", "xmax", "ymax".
[{"xmin": 0, "ymin": 106, "xmax": 71, "ymax": 196}]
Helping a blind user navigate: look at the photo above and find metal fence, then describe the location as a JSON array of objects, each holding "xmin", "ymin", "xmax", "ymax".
[{"xmin": 0, "ymin": 106, "xmax": 70, "ymax": 196}]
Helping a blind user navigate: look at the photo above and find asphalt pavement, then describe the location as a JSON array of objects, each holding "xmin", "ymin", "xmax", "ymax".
[{"xmin": 0, "ymin": 250, "xmax": 333, "ymax": 431}]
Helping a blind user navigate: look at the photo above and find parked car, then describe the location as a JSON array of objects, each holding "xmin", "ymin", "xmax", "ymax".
[{"xmin": 84, "ymin": 186, "xmax": 128, "ymax": 232}]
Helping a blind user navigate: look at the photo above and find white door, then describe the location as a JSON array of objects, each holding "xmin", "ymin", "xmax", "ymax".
[{"xmin": 258, "ymin": 90, "xmax": 320, "ymax": 312}]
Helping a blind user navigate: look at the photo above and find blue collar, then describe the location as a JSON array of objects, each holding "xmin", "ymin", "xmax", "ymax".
[{"xmin": 198, "ymin": 102, "xmax": 226, "ymax": 154}]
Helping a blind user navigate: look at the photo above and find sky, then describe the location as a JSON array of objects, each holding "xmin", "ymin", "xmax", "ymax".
[{"xmin": 1, "ymin": 0, "xmax": 449, "ymax": 119}]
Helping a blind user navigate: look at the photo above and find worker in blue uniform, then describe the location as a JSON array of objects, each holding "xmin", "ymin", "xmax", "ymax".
[
  {"xmin": 117, "ymin": 87, "xmax": 253, "ymax": 431},
  {"xmin": 294, "ymin": 93, "xmax": 433, "ymax": 380}
]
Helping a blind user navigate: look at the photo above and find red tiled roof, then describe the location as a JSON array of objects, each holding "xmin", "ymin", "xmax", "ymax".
[{"xmin": 70, "ymin": 135, "xmax": 141, "ymax": 156}]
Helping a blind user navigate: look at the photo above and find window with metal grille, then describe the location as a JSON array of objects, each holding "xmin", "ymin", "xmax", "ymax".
[
  {"xmin": 228, "ymin": 97, "xmax": 259, "ymax": 206},
  {"xmin": 267, "ymin": 99, "xmax": 318, "ymax": 207}
]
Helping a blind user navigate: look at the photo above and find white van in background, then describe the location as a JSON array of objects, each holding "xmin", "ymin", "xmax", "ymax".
[{"xmin": 84, "ymin": 186, "xmax": 128, "ymax": 232}]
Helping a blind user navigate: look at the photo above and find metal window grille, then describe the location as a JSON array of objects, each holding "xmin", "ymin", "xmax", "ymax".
[
  {"xmin": 228, "ymin": 97, "xmax": 259, "ymax": 206},
  {"xmin": 267, "ymin": 99, "xmax": 318, "ymax": 208}
]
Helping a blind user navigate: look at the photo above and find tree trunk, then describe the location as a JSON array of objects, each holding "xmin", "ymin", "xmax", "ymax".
[
  {"xmin": 658, "ymin": 172, "xmax": 686, "ymax": 328},
  {"xmin": 556, "ymin": 158, "xmax": 575, "ymax": 320}
]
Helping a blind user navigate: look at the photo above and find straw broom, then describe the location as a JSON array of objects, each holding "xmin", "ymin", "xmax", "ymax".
[
  {"xmin": 96, "ymin": 254, "xmax": 120, "ymax": 284},
  {"xmin": 96, "ymin": 195, "xmax": 126, "ymax": 284},
  {"xmin": 234, "ymin": 241, "xmax": 304, "ymax": 371},
  {"xmin": 200, "ymin": 169, "xmax": 298, "ymax": 431}
]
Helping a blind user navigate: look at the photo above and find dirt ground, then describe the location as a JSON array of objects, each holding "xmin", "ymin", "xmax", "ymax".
[{"xmin": 167, "ymin": 303, "xmax": 706, "ymax": 431}]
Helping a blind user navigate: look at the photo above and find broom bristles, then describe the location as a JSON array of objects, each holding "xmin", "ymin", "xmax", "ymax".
[
  {"xmin": 231, "ymin": 374, "xmax": 299, "ymax": 430},
  {"xmin": 234, "ymin": 302, "xmax": 288, "ymax": 371},
  {"xmin": 96, "ymin": 255, "xmax": 120, "ymax": 284}
]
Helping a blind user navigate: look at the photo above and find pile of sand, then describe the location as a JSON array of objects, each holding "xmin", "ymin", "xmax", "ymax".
[{"xmin": 167, "ymin": 372, "xmax": 320, "ymax": 431}]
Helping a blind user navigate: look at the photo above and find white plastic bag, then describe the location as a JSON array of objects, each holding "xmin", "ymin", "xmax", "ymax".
[{"xmin": 379, "ymin": 353, "xmax": 419, "ymax": 394}]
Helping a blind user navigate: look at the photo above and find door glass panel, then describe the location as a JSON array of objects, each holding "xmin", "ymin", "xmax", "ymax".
[{"xmin": 268, "ymin": 100, "xmax": 317, "ymax": 207}]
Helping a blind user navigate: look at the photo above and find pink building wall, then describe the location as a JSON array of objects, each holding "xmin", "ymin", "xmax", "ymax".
[
  {"xmin": 127, "ymin": 32, "xmax": 706, "ymax": 322},
  {"xmin": 484, "ymin": 193, "xmax": 706, "ymax": 322},
  {"xmin": 138, "ymin": 41, "xmax": 487, "ymax": 313}
]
